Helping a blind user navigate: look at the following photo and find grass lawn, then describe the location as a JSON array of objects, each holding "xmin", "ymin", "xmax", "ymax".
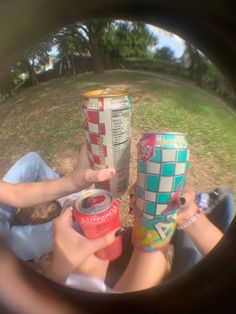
[{"xmin": 0, "ymin": 69, "xmax": 235, "ymax": 223}]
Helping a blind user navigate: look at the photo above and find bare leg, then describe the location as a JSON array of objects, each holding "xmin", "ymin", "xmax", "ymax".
[{"xmin": 114, "ymin": 248, "xmax": 167, "ymax": 292}]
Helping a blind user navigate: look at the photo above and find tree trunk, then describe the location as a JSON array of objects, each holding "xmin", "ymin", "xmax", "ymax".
[
  {"xmin": 24, "ymin": 58, "xmax": 38, "ymax": 86},
  {"xmin": 71, "ymin": 53, "xmax": 76, "ymax": 75},
  {"xmin": 90, "ymin": 36, "xmax": 104, "ymax": 73}
]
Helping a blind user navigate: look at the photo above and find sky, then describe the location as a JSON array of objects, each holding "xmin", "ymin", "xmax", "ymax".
[
  {"xmin": 49, "ymin": 23, "xmax": 186, "ymax": 59},
  {"xmin": 148, "ymin": 25, "xmax": 186, "ymax": 59}
]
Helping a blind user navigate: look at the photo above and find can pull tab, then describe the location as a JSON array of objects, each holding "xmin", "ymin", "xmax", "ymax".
[{"xmin": 82, "ymin": 195, "xmax": 105, "ymax": 208}]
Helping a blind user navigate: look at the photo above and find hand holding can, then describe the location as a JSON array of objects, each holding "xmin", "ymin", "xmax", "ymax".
[
  {"xmin": 81, "ymin": 89, "xmax": 132, "ymax": 198},
  {"xmin": 73, "ymin": 189, "xmax": 122, "ymax": 260},
  {"xmin": 132, "ymin": 132, "xmax": 190, "ymax": 252}
]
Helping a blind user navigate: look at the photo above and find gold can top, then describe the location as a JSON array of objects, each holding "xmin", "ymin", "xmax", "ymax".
[{"xmin": 83, "ymin": 88, "xmax": 127, "ymax": 98}]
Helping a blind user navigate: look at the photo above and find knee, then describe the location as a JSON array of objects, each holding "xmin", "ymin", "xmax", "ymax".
[
  {"xmin": 23, "ymin": 151, "xmax": 41, "ymax": 160},
  {"xmin": 19, "ymin": 151, "xmax": 43, "ymax": 168}
]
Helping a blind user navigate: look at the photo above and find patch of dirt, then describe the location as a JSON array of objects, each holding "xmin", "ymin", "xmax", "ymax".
[
  {"xmin": 13, "ymin": 125, "xmax": 236, "ymax": 227},
  {"xmin": 1, "ymin": 71, "xmax": 235, "ymax": 226},
  {"xmin": 14, "ymin": 201, "xmax": 62, "ymax": 225}
]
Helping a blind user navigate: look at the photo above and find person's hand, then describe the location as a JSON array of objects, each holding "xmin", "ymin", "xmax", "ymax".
[
  {"xmin": 43, "ymin": 207, "xmax": 122, "ymax": 283},
  {"xmin": 129, "ymin": 184, "xmax": 199, "ymax": 225},
  {"xmin": 176, "ymin": 189, "xmax": 199, "ymax": 226},
  {"xmin": 69, "ymin": 142, "xmax": 116, "ymax": 191}
]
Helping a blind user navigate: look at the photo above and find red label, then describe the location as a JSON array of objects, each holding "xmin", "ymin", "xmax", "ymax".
[{"xmin": 138, "ymin": 133, "xmax": 155, "ymax": 162}]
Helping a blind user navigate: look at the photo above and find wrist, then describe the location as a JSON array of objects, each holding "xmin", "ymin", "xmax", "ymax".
[
  {"xmin": 63, "ymin": 173, "xmax": 83, "ymax": 194},
  {"xmin": 42, "ymin": 258, "xmax": 71, "ymax": 284},
  {"xmin": 177, "ymin": 207, "xmax": 203, "ymax": 230}
]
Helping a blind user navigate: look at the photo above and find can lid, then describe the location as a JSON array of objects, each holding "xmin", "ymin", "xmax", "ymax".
[
  {"xmin": 142, "ymin": 131, "xmax": 187, "ymax": 137},
  {"xmin": 74, "ymin": 189, "xmax": 112, "ymax": 214},
  {"xmin": 84, "ymin": 88, "xmax": 127, "ymax": 98}
]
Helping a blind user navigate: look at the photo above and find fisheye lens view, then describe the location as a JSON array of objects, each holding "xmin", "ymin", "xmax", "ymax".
[{"xmin": 0, "ymin": 18, "xmax": 235, "ymax": 295}]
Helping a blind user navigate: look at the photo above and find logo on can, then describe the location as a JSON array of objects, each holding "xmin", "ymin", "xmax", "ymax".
[{"xmin": 73, "ymin": 189, "xmax": 122, "ymax": 260}]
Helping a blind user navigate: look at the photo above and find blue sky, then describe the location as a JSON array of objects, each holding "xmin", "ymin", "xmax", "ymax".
[
  {"xmin": 49, "ymin": 23, "xmax": 186, "ymax": 59},
  {"xmin": 148, "ymin": 25, "xmax": 186, "ymax": 58}
]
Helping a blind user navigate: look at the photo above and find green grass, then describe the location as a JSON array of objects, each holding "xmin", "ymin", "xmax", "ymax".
[
  {"xmin": 132, "ymin": 77, "xmax": 236, "ymax": 172},
  {"xmin": 0, "ymin": 69, "xmax": 235, "ymax": 173}
]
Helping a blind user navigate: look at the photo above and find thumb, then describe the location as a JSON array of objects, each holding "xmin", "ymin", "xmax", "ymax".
[
  {"xmin": 84, "ymin": 168, "xmax": 116, "ymax": 183},
  {"xmin": 88, "ymin": 228, "xmax": 123, "ymax": 254}
]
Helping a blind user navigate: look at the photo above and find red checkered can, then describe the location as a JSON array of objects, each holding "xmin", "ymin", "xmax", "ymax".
[
  {"xmin": 81, "ymin": 89, "xmax": 132, "ymax": 198},
  {"xmin": 73, "ymin": 189, "xmax": 122, "ymax": 260}
]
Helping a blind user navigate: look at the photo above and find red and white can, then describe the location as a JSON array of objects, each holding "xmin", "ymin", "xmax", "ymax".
[
  {"xmin": 81, "ymin": 89, "xmax": 132, "ymax": 198},
  {"xmin": 73, "ymin": 189, "xmax": 122, "ymax": 260}
]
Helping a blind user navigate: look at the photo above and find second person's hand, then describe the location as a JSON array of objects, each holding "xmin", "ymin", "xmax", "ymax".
[{"xmin": 43, "ymin": 206, "xmax": 122, "ymax": 283}]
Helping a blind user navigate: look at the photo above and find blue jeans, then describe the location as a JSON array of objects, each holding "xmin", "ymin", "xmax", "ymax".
[
  {"xmin": 169, "ymin": 188, "xmax": 235, "ymax": 279},
  {"xmin": 0, "ymin": 152, "xmax": 59, "ymax": 261}
]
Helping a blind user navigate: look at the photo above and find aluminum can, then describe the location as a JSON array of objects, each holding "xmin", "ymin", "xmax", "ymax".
[
  {"xmin": 73, "ymin": 189, "xmax": 122, "ymax": 260},
  {"xmin": 81, "ymin": 89, "xmax": 132, "ymax": 198},
  {"xmin": 133, "ymin": 132, "xmax": 190, "ymax": 251}
]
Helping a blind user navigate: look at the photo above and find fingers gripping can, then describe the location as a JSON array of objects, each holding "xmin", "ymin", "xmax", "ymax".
[
  {"xmin": 81, "ymin": 89, "xmax": 132, "ymax": 198},
  {"xmin": 133, "ymin": 132, "xmax": 190, "ymax": 251},
  {"xmin": 73, "ymin": 189, "xmax": 122, "ymax": 260}
]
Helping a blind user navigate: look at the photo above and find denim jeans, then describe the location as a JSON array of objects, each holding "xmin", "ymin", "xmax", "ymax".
[
  {"xmin": 169, "ymin": 188, "xmax": 235, "ymax": 279},
  {"xmin": 0, "ymin": 152, "xmax": 59, "ymax": 261}
]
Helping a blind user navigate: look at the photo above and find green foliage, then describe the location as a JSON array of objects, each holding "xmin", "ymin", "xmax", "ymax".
[
  {"xmin": 101, "ymin": 21, "xmax": 158, "ymax": 59},
  {"xmin": 154, "ymin": 46, "xmax": 175, "ymax": 62}
]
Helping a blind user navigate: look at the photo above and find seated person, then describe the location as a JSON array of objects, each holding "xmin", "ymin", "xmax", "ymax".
[
  {"xmin": 129, "ymin": 184, "xmax": 235, "ymax": 279},
  {"xmin": 0, "ymin": 143, "xmax": 115, "ymax": 261},
  {"xmin": 0, "ymin": 181, "xmax": 233, "ymax": 311},
  {"xmin": 41, "ymin": 188, "xmax": 234, "ymax": 293},
  {"xmin": 0, "ymin": 145, "xmax": 234, "ymax": 294}
]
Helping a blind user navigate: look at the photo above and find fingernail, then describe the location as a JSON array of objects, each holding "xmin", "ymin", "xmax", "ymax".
[
  {"xmin": 114, "ymin": 228, "xmax": 124, "ymax": 238},
  {"xmin": 104, "ymin": 169, "xmax": 114, "ymax": 176},
  {"xmin": 180, "ymin": 197, "xmax": 186, "ymax": 205}
]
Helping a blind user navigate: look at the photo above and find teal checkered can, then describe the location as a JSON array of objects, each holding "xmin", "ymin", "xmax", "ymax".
[{"xmin": 133, "ymin": 132, "xmax": 190, "ymax": 251}]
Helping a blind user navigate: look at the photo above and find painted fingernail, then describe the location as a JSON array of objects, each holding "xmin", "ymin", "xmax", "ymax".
[
  {"xmin": 114, "ymin": 228, "xmax": 124, "ymax": 238},
  {"xmin": 104, "ymin": 169, "xmax": 114, "ymax": 176},
  {"xmin": 180, "ymin": 197, "xmax": 186, "ymax": 205}
]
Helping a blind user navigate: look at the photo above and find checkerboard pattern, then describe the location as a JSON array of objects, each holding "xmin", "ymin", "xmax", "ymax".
[
  {"xmin": 133, "ymin": 132, "xmax": 190, "ymax": 251},
  {"xmin": 82, "ymin": 99, "xmax": 106, "ymax": 164},
  {"xmin": 81, "ymin": 98, "xmax": 110, "ymax": 189},
  {"xmin": 81, "ymin": 94, "xmax": 132, "ymax": 197}
]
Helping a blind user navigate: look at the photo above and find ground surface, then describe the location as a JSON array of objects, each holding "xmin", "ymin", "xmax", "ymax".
[{"xmin": 0, "ymin": 70, "xmax": 235, "ymax": 225}]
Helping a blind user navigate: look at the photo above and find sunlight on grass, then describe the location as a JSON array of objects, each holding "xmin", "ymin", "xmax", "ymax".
[
  {"xmin": 132, "ymin": 80, "xmax": 236, "ymax": 171},
  {"xmin": 1, "ymin": 70, "xmax": 235, "ymax": 174}
]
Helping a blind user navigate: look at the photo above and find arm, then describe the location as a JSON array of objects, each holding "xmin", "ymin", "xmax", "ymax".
[
  {"xmin": 114, "ymin": 185, "xmax": 169, "ymax": 292},
  {"xmin": 0, "ymin": 143, "xmax": 115, "ymax": 208},
  {"xmin": 177, "ymin": 190, "xmax": 223, "ymax": 256},
  {"xmin": 114, "ymin": 248, "xmax": 167, "ymax": 292}
]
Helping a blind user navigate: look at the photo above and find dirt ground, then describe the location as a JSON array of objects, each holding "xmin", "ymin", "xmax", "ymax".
[
  {"xmin": 1, "ymin": 71, "xmax": 235, "ymax": 226},
  {"xmin": 14, "ymin": 126, "xmax": 236, "ymax": 227}
]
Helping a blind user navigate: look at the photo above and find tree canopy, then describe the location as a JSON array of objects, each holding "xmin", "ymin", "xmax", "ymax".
[{"xmin": 0, "ymin": 19, "xmax": 234, "ymax": 105}]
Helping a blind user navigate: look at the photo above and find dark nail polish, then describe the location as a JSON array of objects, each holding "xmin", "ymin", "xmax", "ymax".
[
  {"xmin": 180, "ymin": 197, "xmax": 186, "ymax": 205},
  {"xmin": 115, "ymin": 228, "xmax": 124, "ymax": 238}
]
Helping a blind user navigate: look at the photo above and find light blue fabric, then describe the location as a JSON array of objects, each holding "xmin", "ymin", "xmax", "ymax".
[{"xmin": 0, "ymin": 152, "xmax": 59, "ymax": 261}]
